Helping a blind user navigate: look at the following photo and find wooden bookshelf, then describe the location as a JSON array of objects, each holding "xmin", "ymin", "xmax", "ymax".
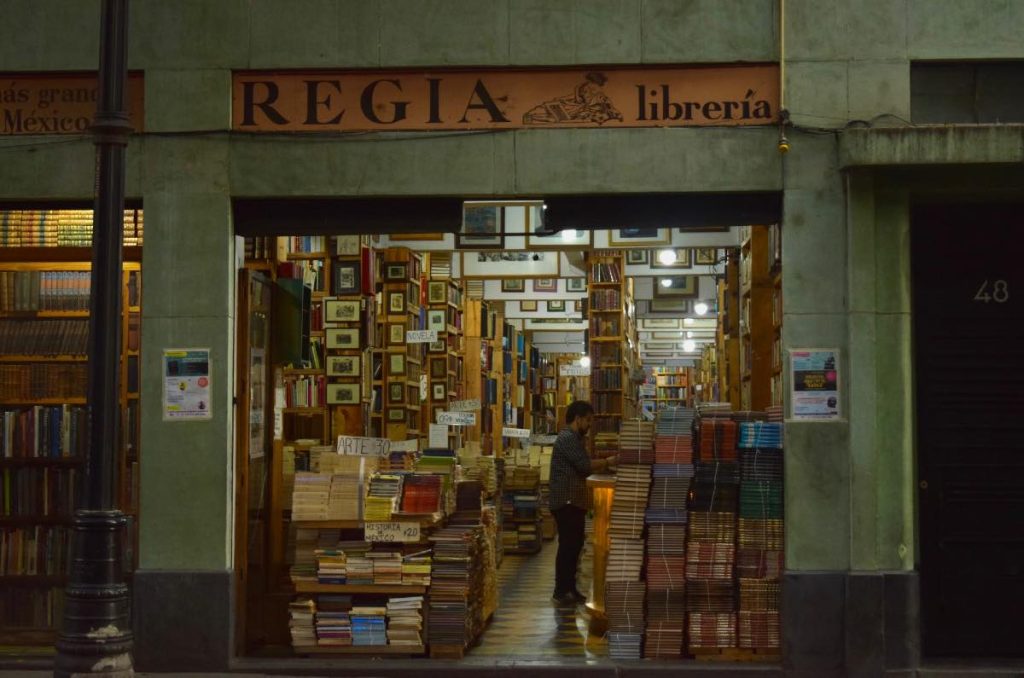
[
  {"xmin": 717, "ymin": 249, "xmax": 742, "ymax": 408},
  {"xmin": 378, "ymin": 248, "xmax": 425, "ymax": 446},
  {"xmin": 738, "ymin": 226, "xmax": 775, "ymax": 412},
  {"xmin": 0, "ymin": 211, "xmax": 144, "ymax": 647},
  {"xmin": 587, "ymin": 251, "xmax": 636, "ymax": 441},
  {"xmin": 424, "ymin": 254, "xmax": 464, "ymax": 450},
  {"xmin": 652, "ymin": 367, "xmax": 692, "ymax": 409}
]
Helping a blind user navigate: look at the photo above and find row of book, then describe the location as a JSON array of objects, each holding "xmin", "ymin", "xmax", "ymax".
[
  {"xmin": 0, "ymin": 405, "xmax": 89, "ymax": 459},
  {"xmin": 0, "ymin": 271, "xmax": 92, "ymax": 313},
  {"xmin": 0, "ymin": 526, "xmax": 70, "ymax": 576},
  {"xmin": 590, "ymin": 262, "xmax": 622, "ymax": 283},
  {"xmin": 590, "ymin": 289, "xmax": 622, "ymax": 310},
  {"xmin": 0, "ymin": 468, "xmax": 78, "ymax": 517},
  {"xmin": 284, "ymin": 375, "xmax": 327, "ymax": 409},
  {"xmin": 289, "ymin": 594, "xmax": 424, "ymax": 649},
  {"xmin": 592, "ymin": 368, "xmax": 623, "ymax": 390},
  {"xmin": 0, "ymin": 209, "xmax": 143, "ymax": 248},
  {"xmin": 590, "ymin": 317, "xmax": 621, "ymax": 338},
  {"xmin": 0, "ymin": 586, "xmax": 64, "ymax": 628},
  {"xmin": 0, "ymin": 318, "xmax": 90, "ymax": 357}
]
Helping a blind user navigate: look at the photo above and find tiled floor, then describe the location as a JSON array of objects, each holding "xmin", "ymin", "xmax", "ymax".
[{"xmin": 472, "ymin": 536, "xmax": 608, "ymax": 659}]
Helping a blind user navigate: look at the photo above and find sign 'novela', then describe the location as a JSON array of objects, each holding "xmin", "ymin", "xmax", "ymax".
[
  {"xmin": 232, "ymin": 65, "xmax": 778, "ymax": 132},
  {"xmin": 1, "ymin": 73, "xmax": 145, "ymax": 135}
]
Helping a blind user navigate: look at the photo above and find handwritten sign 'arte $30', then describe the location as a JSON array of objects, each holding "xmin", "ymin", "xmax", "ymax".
[{"xmin": 232, "ymin": 66, "xmax": 778, "ymax": 132}]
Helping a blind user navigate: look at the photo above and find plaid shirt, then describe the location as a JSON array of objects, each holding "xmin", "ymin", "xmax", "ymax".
[{"xmin": 549, "ymin": 427, "xmax": 592, "ymax": 510}]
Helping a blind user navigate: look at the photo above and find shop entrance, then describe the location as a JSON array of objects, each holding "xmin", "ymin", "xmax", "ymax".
[
  {"xmin": 912, "ymin": 203, "xmax": 1024, "ymax": 657},
  {"xmin": 231, "ymin": 195, "xmax": 785, "ymax": 664}
]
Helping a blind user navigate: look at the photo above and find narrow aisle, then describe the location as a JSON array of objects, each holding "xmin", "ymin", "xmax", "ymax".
[{"xmin": 473, "ymin": 535, "xmax": 607, "ymax": 658}]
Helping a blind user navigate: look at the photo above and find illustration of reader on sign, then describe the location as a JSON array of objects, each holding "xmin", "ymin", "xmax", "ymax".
[{"xmin": 523, "ymin": 72, "xmax": 623, "ymax": 125}]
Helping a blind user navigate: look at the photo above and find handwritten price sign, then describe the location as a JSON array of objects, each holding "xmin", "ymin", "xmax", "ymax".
[{"xmin": 364, "ymin": 522, "xmax": 421, "ymax": 543}]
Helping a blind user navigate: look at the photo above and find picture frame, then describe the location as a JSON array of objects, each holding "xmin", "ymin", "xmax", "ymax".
[
  {"xmin": 324, "ymin": 298, "xmax": 360, "ymax": 323},
  {"xmin": 326, "ymin": 383, "xmax": 360, "ymax": 405},
  {"xmin": 427, "ymin": 310, "xmax": 446, "ymax": 331},
  {"xmin": 432, "ymin": 406, "xmax": 446, "ymax": 425},
  {"xmin": 575, "ymin": 299, "xmax": 584, "ymax": 312},
  {"xmin": 388, "ymin": 292, "xmax": 406, "ymax": 314},
  {"xmin": 387, "ymin": 408, "xmax": 406, "ymax": 422},
  {"xmin": 642, "ymin": 318, "xmax": 681, "ymax": 329},
  {"xmin": 502, "ymin": 279, "xmax": 525, "ymax": 293},
  {"xmin": 388, "ymin": 353, "xmax": 406, "ymax": 377},
  {"xmin": 533, "ymin": 278, "xmax": 558, "ymax": 293},
  {"xmin": 461, "ymin": 250, "xmax": 560, "ymax": 278},
  {"xmin": 388, "ymin": 323, "xmax": 406, "ymax": 345},
  {"xmin": 334, "ymin": 236, "xmax": 361, "ymax": 256},
  {"xmin": 385, "ymin": 262, "xmax": 408, "ymax": 281},
  {"xmin": 652, "ymin": 331, "xmax": 686, "ymax": 340},
  {"xmin": 430, "ymin": 358, "xmax": 447, "ymax": 379},
  {"xmin": 695, "ymin": 248, "xmax": 717, "ymax": 265},
  {"xmin": 326, "ymin": 328, "xmax": 360, "ymax": 349},
  {"xmin": 520, "ymin": 300, "xmax": 538, "ymax": 312},
  {"xmin": 654, "ymin": 276, "xmax": 699, "ymax": 298},
  {"xmin": 609, "ymin": 228, "xmax": 671, "ymax": 247},
  {"xmin": 432, "ymin": 382, "xmax": 446, "ymax": 401},
  {"xmin": 427, "ymin": 281, "xmax": 447, "ymax": 304},
  {"xmin": 327, "ymin": 355, "xmax": 361, "ymax": 377},
  {"xmin": 566, "ymin": 277, "xmax": 586, "ymax": 293},
  {"xmin": 332, "ymin": 260, "xmax": 361, "ymax": 295},
  {"xmin": 650, "ymin": 298, "xmax": 690, "ymax": 313},
  {"xmin": 388, "ymin": 382, "xmax": 405, "ymax": 404},
  {"xmin": 547, "ymin": 300, "xmax": 566, "ymax": 312},
  {"xmin": 526, "ymin": 226, "xmax": 592, "ymax": 250},
  {"xmin": 429, "ymin": 340, "xmax": 446, "ymax": 353},
  {"xmin": 458, "ymin": 203, "xmax": 504, "ymax": 249},
  {"xmin": 625, "ymin": 249, "xmax": 650, "ymax": 265},
  {"xmin": 651, "ymin": 248, "xmax": 693, "ymax": 269}
]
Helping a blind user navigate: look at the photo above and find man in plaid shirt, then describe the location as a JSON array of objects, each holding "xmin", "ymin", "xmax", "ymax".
[{"xmin": 549, "ymin": 400, "xmax": 617, "ymax": 605}]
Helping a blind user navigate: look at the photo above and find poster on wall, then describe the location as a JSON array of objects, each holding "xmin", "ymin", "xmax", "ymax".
[
  {"xmin": 789, "ymin": 349, "xmax": 841, "ymax": 420},
  {"xmin": 163, "ymin": 348, "xmax": 212, "ymax": 421}
]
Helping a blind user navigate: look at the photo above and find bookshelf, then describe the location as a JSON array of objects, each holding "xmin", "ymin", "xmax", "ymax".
[
  {"xmin": 652, "ymin": 367, "xmax": 692, "ymax": 409},
  {"xmin": 588, "ymin": 251, "xmax": 635, "ymax": 439},
  {"xmin": 424, "ymin": 253, "xmax": 464, "ymax": 450},
  {"xmin": 378, "ymin": 248, "xmax": 425, "ymax": 445},
  {"xmin": 530, "ymin": 350, "xmax": 555, "ymax": 435},
  {"xmin": 768, "ymin": 224, "xmax": 783, "ymax": 407},
  {"xmin": 463, "ymin": 299, "xmax": 502, "ymax": 456},
  {"xmin": 738, "ymin": 226, "xmax": 775, "ymax": 412},
  {"xmin": 717, "ymin": 250, "xmax": 742, "ymax": 409},
  {"xmin": 0, "ymin": 209, "xmax": 143, "ymax": 649}
]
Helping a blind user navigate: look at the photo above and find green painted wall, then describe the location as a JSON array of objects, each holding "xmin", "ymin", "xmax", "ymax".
[{"xmin": 2, "ymin": 0, "xmax": 1023, "ymax": 576}]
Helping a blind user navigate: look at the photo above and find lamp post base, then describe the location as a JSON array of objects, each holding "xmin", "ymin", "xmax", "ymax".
[{"xmin": 54, "ymin": 510, "xmax": 134, "ymax": 678}]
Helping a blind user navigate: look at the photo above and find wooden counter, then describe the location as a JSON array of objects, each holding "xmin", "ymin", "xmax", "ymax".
[{"xmin": 586, "ymin": 473, "xmax": 615, "ymax": 634}]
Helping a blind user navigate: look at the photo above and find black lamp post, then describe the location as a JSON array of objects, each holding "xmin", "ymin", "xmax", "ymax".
[{"xmin": 54, "ymin": 0, "xmax": 135, "ymax": 675}]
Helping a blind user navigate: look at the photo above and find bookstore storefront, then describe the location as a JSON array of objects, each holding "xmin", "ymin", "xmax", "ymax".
[{"xmin": 4, "ymin": 2, "xmax": 1024, "ymax": 676}]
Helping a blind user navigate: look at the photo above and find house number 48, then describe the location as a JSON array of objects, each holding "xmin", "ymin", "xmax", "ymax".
[{"xmin": 974, "ymin": 280, "xmax": 1010, "ymax": 303}]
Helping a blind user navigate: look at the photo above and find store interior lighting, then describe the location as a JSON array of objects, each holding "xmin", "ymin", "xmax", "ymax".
[
  {"xmin": 580, "ymin": 355, "xmax": 591, "ymax": 368},
  {"xmin": 660, "ymin": 277, "xmax": 673, "ymax": 287},
  {"xmin": 657, "ymin": 249, "xmax": 677, "ymax": 265},
  {"xmin": 694, "ymin": 301, "xmax": 709, "ymax": 315}
]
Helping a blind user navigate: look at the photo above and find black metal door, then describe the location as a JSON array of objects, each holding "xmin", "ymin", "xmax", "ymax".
[{"xmin": 912, "ymin": 203, "xmax": 1024, "ymax": 657}]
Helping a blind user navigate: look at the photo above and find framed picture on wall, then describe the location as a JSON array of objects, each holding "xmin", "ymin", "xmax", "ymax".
[
  {"xmin": 566, "ymin": 277, "xmax": 586, "ymax": 293},
  {"xmin": 388, "ymin": 353, "xmax": 406, "ymax": 376},
  {"xmin": 429, "ymin": 339, "xmax": 446, "ymax": 353},
  {"xmin": 334, "ymin": 236, "xmax": 361, "ymax": 256},
  {"xmin": 626, "ymin": 249, "xmax": 650, "ymax": 265},
  {"xmin": 651, "ymin": 248, "xmax": 692, "ymax": 269},
  {"xmin": 327, "ymin": 355, "xmax": 361, "ymax": 377},
  {"xmin": 521, "ymin": 300, "xmax": 538, "ymax": 311},
  {"xmin": 547, "ymin": 300, "xmax": 566, "ymax": 312},
  {"xmin": 427, "ymin": 310, "xmax": 446, "ymax": 331},
  {"xmin": 324, "ymin": 298, "xmax": 360, "ymax": 323},
  {"xmin": 432, "ymin": 382, "xmax": 446, "ymax": 400},
  {"xmin": 427, "ymin": 281, "xmax": 447, "ymax": 304},
  {"xmin": 695, "ymin": 248, "xmax": 718, "ymax": 265},
  {"xmin": 326, "ymin": 383, "xmax": 360, "ymax": 405},
  {"xmin": 388, "ymin": 323, "xmax": 406, "ymax": 345},
  {"xmin": 388, "ymin": 382, "xmax": 404, "ymax": 404},
  {"xmin": 642, "ymin": 318, "xmax": 681, "ymax": 329},
  {"xmin": 461, "ymin": 251, "xmax": 560, "ymax": 278},
  {"xmin": 430, "ymin": 358, "xmax": 447, "ymax": 379},
  {"xmin": 458, "ymin": 203, "xmax": 504, "ymax": 249},
  {"xmin": 385, "ymin": 262, "xmax": 408, "ymax": 281},
  {"xmin": 654, "ymin": 276, "xmax": 699, "ymax": 298},
  {"xmin": 650, "ymin": 298, "xmax": 689, "ymax": 313},
  {"xmin": 387, "ymin": 408, "xmax": 406, "ymax": 422},
  {"xmin": 502, "ymin": 279, "xmax": 525, "ymax": 293},
  {"xmin": 332, "ymin": 260, "xmax": 361, "ymax": 295},
  {"xmin": 533, "ymin": 278, "xmax": 558, "ymax": 293},
  {"xmin": 388, "ymin": 292, "xmax": 406, "ymax": 314},
  {"xmin": 326, "ymin": 328, "xmax": 360, "ymax": 349},
  {"xmin": 609, "ymin": 228, "xmax": 671, "ymax": 247},
  {"xmin": 575, "ymin": 299, "xmax": 584, "ymax": 312}
]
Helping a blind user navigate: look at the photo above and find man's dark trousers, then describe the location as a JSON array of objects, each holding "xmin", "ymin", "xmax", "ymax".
[{"xmin": 552, "ymin": 504, "xmax": 586, "ymax": 595}]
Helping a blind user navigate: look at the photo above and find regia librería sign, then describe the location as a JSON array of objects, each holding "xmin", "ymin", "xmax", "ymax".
[{"xmin": 232, "ymin": 65, "xmax": 778, "ymax": 132}]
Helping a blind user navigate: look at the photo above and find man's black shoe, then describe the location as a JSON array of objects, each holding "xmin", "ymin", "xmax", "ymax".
[
  {"xmin": 551, "ymin": 591, "xmax": 577, "ymax": 605},
  {"xmin": 570, "ymin": 590, "xmax": 587, "ymax": 603}
]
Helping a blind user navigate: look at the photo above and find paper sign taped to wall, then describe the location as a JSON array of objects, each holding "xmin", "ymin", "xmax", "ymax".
[{"xmin": 162, "ymin": 348, "xmax": 212, "ymax": 421}]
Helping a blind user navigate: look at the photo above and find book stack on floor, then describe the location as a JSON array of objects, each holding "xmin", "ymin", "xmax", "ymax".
[
  {"xmin": 687, "ymin": 405, "xmax": 740, "ymax": 652},
  {"xmin": 643, "ymin": 408, "xmax": 691, "ymax": 659},
  {"xmin": 428, "ymin": 524, "xmax": 486, "ymax": 649},
  {"xmin": 737, "ymin": 420, "xmax": 784, "ymax": 651},
  {"xmin": 351, "ymin": 600, "xmax": 388, "ymax": 646},
  {"xmin": 607, "ymin": 420, "xmax": 653, "ymax": 659}
]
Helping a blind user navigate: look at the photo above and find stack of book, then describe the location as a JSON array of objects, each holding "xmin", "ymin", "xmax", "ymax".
[
  {"xmin": 315, "ymin": 548, "xmax": 346, "ymax": 584},
  {"xmin": 386, "ymin": 596, "xmax": 425, "ymax": 646},
  {"xmin": 737, "ymin": 420, "xmax": 784, "ymax": 651},
  {"xmin": 619, "ymin": 420, "xmax": 655, "ymax": 464},
  {"xmin": 291, "ymin": 473, "xmax": 331, "ymax": 521},
  {"xmin": 401, "ymin": 474, "xmax": 443, "ymax": 514},
  {"xmin": 606, "ymin": 579, "xmax": 645, "ymax": 659},
  {"xmin": 401, "ymin": 551, "xmax": 432, "ymax": 586},
  {"xmin": 315, "ymin": 595, "xmax": 353, "ymax": 647},
  {"xmin": 370, "ymin": 551, "xmax": 404, "ymax": 585},
  {"xmin": 288, "ymin": 598, "xmax": 317, "ymax": 650},
  {"xmin": 351, "ymin": 602, "xmax": 388, "ymax": 646},
  {"xmin": 366, "ymin": 474, "xmax": 403, "ymax": 521},
  {"xmin": 428, "ymin": 525, "xmax": 485, "ymax": 648},
  {"xmin": 593, "ymin": 431, "xmax": 619, "ymax": 462}
]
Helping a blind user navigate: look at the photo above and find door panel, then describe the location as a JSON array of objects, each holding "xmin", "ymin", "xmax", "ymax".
[{"xmin": 912, "ymin": 204, "xmax": 1024, "ymax": 657}]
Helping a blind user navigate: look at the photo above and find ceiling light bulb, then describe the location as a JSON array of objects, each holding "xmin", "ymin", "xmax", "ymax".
[
  {"xmin": 660, "ymin": 278, "xmax": 673, "ymax": 288},
  {"xmin": 694, "ymin": 301, "xmax": 709, "ymax": 315},
  {"xmin": 579, "ymin": 355, "xmax": 591, "ymax": 368},
  {"xmin": 561, "ymin": 229, "xmax": 578, "ymax": 242},
  {"xmin": 683, "ymin": 340, "xmax": 696, "ymax": 352},
  {"xmin": 687, "ymin": 331, "xmax": 694, "ymax": 338},
  {"xmin": 683, "ymin": 318, "xmax": 694, "ymax": 326},
  {"xmin": 657, "ymin": 249, "xmax": 677, "ymax": 265}
]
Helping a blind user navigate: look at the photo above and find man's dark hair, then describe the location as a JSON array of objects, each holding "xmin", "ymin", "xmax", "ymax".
[{"xmin": 566, "ymin": 400, "xmax": 594, "ymax": 425}]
